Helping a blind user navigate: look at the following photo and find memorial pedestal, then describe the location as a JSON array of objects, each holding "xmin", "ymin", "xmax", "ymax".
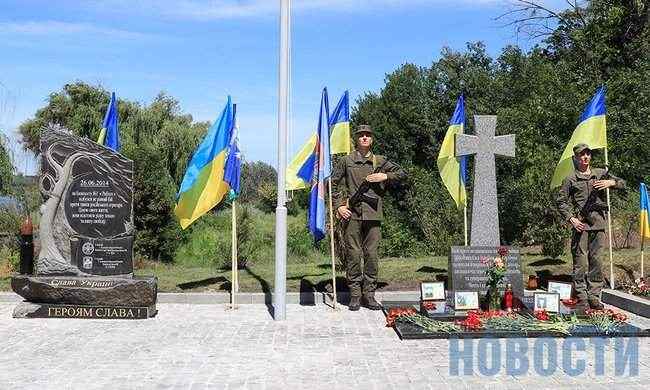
[
  {"xmin": 383, "ymin": 300, "xmax": 650, "ymax": 340},
  {"xmin": 11, "ymin": 275, "xmax": 158, "ymax": 319}
]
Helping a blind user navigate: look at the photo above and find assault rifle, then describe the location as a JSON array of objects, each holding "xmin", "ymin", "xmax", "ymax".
[
  {"xmin": 347, "ymin": 160, "xmax": 388, "ymax": 211},
  {"xmin": 578, "ymin": 166, "xmax": 610, "ymax": 225}
]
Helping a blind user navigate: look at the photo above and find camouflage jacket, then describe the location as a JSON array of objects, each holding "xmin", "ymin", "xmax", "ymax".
[
  {"xmin": 331, "ymin": 150, "xmax": 407, "ymax": 221},
  {"xmin": 556, "ymin": 168, "xmax": 625, "ymax": 231}
]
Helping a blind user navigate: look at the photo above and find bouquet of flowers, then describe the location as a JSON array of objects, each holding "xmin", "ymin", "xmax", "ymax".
[
  {"xmin": 585, "ymin": 309, "xmax": 628, "ymax": 334},
  {"xmin": 622, "ymin": 278, "xmax": 650, "ymax": 297},
  {"xmin": 482, "ymin": 246, "xmax": 509, "ymax": 310}
]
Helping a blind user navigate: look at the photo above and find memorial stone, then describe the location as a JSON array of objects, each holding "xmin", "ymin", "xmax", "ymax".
[
  {"xmin": 448, "ymin": 246, "xmax": 523, "ymax": 297},
  {"xmin": 11, "ymin": 125, "xmax": 157, "ymax": 319},
  {"xmin": 446, "ymin": 116, "xmax": 523, "ymax": 306}
]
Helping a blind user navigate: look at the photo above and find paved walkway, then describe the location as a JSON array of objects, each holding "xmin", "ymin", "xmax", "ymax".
[{"xmin": 0, "ymin": 301, "xmax": 648, "ymax": 389}]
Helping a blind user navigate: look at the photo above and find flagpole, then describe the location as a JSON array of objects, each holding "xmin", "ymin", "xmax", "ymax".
[
  {"xmin": 641, "ymin": 233, "xmax": 645, "ymax": 279},
  {"xmin": 231, "ymin": 199, "xmax": 238, "ymax": 309},
  {"xmin": 274, "ymin": 0, "xmax": 290, "ymax": 321},
  {"xmin": 604, "ymin": 148, "xmax": 615, "ymax": 289},
  {"xmin": 327, "ymin": 178, "xmax": 338, "ymax": 310},
  {"xmin": 463, "ymin": 205, "xmax": 468, "ymax": 246}
]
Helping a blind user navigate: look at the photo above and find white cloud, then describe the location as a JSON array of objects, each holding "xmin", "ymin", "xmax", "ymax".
[{"xmin": 0, "ymin": 20, "xmax": 161, "ymax": 41}]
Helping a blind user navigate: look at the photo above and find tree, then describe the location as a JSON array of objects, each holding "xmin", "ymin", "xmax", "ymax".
[{"xmin": 0, "ymin": 134, "xmax": 13, "ymax": 196}]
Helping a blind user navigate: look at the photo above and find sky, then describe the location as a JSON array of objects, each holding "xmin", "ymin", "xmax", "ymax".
[{"xmin": 0, "ymin": 0, "xmax": 566, "ymax": 175}]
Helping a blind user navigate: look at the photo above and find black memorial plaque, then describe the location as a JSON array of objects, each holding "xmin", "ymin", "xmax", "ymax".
[
  {"xmin": 70, "ymin": 236, "xmax": 134, "ymax": 275},
  {"xmin": 64, "ymin": 158, "xmax": 131, "ymax": 238},
  {"xmin": 449, "ymin": 246, "xmax": 523, "ymax": 298}
]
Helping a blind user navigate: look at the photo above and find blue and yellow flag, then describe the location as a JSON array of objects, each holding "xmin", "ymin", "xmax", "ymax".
[
  {"xmin": 641, "ymin": 183, "xmax": 650, "ymax": 240},
  {"xmin": 286, "ymin": 90, "xmax": 349, "ymax": 190},
  {"xmin": 301, "ymin": 88, "xmax": 331, "ymax": 241},
  {"xmin": 328, "ymin": 90, "xmax": 350, "ymax": 155},
  {"xmin": 97, "ymin": 92, "xmax": 120, "ymax": 151},
  {"xmin": 437, "ymin": 95, "xmax": 467, "ymax": 209},
  {"xmin": 550, "ymin": 87, "xmax": 608, "ymax": 188},
  {"xmin": 175, "ymin": 97, "xmax": 234, "ymax": 229}
]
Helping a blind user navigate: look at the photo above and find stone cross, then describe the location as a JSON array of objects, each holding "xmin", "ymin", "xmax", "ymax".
[{"xmin": 455, "ymin": 116, "xmax": 515, "ymax": 246}]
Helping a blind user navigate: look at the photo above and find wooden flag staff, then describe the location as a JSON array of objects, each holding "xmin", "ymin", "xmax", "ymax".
[
  {"xmin": 604, "ymin": 148, "xmax": 615, "ymax": 289},
  {"xmin": 230, "ymin": 199, "xmax": 239, "ymax": 309},
  {"xmin": 327, "ymin": 178, "xmax": 338, "ymax": 310},
  {"xmin": 641, "ymin": 231, "xmax": 645, "ymax": 279}
]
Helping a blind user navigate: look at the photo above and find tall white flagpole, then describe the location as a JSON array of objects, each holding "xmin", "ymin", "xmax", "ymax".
[{"xmin": 274, "ymin": 0, "xmax": 290, "ymax": 321}]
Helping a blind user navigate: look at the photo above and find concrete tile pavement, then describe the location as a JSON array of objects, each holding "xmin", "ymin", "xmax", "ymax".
[{"xmin": 0, "ymin": 302, "xmax": 648, "ymax": 390}]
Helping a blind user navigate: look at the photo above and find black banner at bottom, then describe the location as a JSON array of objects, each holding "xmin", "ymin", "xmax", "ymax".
[{"xmin": 13, "ymin": 302, "xmax": 156, "ymax": 319}]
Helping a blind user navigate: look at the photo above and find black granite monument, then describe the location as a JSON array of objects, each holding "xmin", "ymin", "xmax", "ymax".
[{"xmin": 11, "ymin": 125, "xmax": 157, "ymax": 319}]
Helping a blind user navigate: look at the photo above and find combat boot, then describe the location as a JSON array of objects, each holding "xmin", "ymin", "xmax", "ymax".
[
  {"xmin": 362, "ymin": 295, "xmax": 382, "ymax": 310},
  {"xmin": 348, "ymin": 296, "xmax": 361, "ymax": 311},
  {"xmin": 588, "ymin": 298, "xmax": 604, "ymax": 310}
]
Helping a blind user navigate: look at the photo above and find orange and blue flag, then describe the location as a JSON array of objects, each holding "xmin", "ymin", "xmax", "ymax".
[
  {"xmin": 97, "ymin": 92, "xmax": 120, "ymax": 151},
  {"xmin": 298, "ymin": 88, "xmax": 331, "ymax": 241},
  {"xmin": 175, "ymin": 97, "xmax": 234, "ymax": 229},
  {"xmin": 641, "ymin": 183, "xmax": 650, "ymax": 240},
  {"xmin": 551, "ymin": 86, "xmax": 608, "ymax": 188}
]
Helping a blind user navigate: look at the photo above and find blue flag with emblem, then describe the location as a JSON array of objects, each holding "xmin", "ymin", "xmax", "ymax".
[{"xmin": 224, "ymin": 104, "xmax": 241, "ymax": 201}]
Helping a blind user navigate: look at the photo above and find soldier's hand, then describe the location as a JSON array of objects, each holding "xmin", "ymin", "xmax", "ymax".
[
  {"xmin": 593, "ymin": 179, "xmax": 615, "ymax": 190},
  {"xmin": 337, "ymin": 206, "xmax": 352, "ymax": 220},
  {"xmin": 569, "ymin": 217, "xmax": 587, "ymax": 232},
  {"xmin": 366, "ymin": 173, "xmax": 388, "ymax": 183}
]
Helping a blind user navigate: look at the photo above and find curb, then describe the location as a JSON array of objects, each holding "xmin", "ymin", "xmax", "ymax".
[
  {"xmin": 602, "ymin": 289, "xmax": 650, "ymax": 318},
  {"xmin": 1, "ymin": 291, "xmax": 421, "ymax": 305}
]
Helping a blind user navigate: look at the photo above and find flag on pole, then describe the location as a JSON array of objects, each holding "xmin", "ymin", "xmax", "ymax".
[
  {"xmin": 175, "ymin": 97, "xmax": 234, "ymax": 229},
  {"xmin": 97, "ymin": 92, "xmax": 120, "ymax": 151},
  {"xmin": 641, "ymin": 183, "xmax": 650, "ymax": 239},
  {"xmin": 328, "ymin": 90, "xmax": 350, "ymax": 155},
  {"xmin": 224, "ymin": 105, "xmax": 242, "ymax": 201},
  {"xmin": 437, "ymin": 95, "xmax": 467, "ymax": 209},
  {"xmin": 286, "ymin": 133, "xmax": 317, "ymax": 190},
  {"xmin": 550, "ymin": 87, "xmax": 608, "ymax": 188},
  {"xmin": 301, "ymin": 88, "xmax": 331, "ymax": 241},
  {"xmin": 286, "ymin": 90, "xmax": 349, "ymax": 190}
]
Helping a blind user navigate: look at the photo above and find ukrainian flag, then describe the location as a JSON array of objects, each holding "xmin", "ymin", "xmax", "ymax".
[
  {"xmin": 437, "ymin": 95, "xmax": 467, "ymax": 209},
  {"xmin": 550, "ymin": 87, "xmax": 608, "ymax": 188},
  {"xmin": 328, "ymin": 90, "xmax": 350, "ymax": 155},
  {"xmin": 641, "ymin": 183, "xmax": 650, "ymax": 239},
  {"xmin": 175, "ymin": 97, "xmax": 234, "ymax": 229},
  {"xmin": 97, "ymin": 92, "xmax": 120, "ymax": 152},
  {"xmin": 286, "ymin": 90, "xmax": 349, "ymax": 190}
]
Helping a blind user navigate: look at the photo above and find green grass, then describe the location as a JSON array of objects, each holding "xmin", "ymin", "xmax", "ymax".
[
  {"xmin": 0, "ymin": 247, "xmax": 644, "ymax": 293},
  {"xmin": 130, "ymin": 247, "xmax": 644, "ymax": 293}
]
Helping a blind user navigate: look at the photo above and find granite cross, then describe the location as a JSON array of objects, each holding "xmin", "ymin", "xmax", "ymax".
[{"xmin": 455, "ymin": 115, "xmax": 515, "ymax": 246}]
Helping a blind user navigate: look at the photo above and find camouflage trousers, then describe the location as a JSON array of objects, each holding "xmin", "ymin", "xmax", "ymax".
[
  {"xmin": 343, "ymin": 219, "xmax": 381, "ymax": 298},
  {"xmin": 571, "ymin": 229, "xmax": 605, "ymax": 304}
]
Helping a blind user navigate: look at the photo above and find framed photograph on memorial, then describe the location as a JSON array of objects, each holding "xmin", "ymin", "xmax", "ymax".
[
  {"xmin": 534, "ymin": 292, "xmax": 560, "ymax": 313},
  {"xmin": 547, "ymin": 281, "xmax": 572, "ymax": 300},
  {"xmin": 420, "ymin": 281, "xmax": 445, "ymax": 301},
  {"xmin": 454, "ymin": 291, "xmax": 479, "ymax": 310}
]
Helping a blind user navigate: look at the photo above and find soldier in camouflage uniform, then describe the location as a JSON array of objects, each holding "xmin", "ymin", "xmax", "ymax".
[
  {"xmin": 556, "ymin": 143, "xmax": 625, "ymax": 312},
  {"xmin": 332, "ymin": 125, "xmax": 407, "ymax": 311}
]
